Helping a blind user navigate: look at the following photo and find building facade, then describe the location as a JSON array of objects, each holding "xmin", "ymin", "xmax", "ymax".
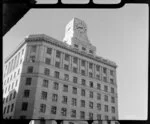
[{"xmin": 3, "ymin": 18, "xmax": 118, "ymax": 122}]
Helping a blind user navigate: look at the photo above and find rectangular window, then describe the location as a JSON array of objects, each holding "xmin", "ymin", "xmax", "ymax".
[
  {"xmin": 89, "ymin": 81, "xmax": 93, "ymax": 88},
  {"xmin": 80, "ymin": 111, "xmax": 85, "ymax": 119},
  {"xmin": 89, "ymin": 102, "xmax": 93, "ymax": 109},
  {"xmin": 89, "ymin": 113, "xmax": 93, "ymax": 120},
  {"xmin": 111, "ymin": 87, "xmax": 115, "ymax": 93},
  {"xmin": 103, "ymin": 76, "xmax": 107, "ymax": 82},
  {"xmin": 105, "ymin": 115, "xmax": 109, "ymax": 120},
  {"xmin": 71, "ymin": 109, "xmax": 76, "ymax": 118},
  {"xmin": 104, "ymin": 85, "xmax": 108, "ymax": 92},
  {"xmin": 81, "ymin": 70, "xmax": 85, "ymax": 76},
  {"xmin": 97, "ymin": 93, "xmax": 101, "ymax": 100},
  {"xmin": 97, "ymin": 103, "xmax": 101, "ymax": 110},
  {"xmin": 40, "ymin": 104, "xmax": 46, "ymax": 113},
  {"xmin": 103, "ymin": 67, "xmax": 107, "ymax": 74},
  {"xmin": 65, "ymin": 54, "xmax": 69, "ymax": 61},
  {"xmin": 53, "ymin": 82, "xmax": 59, "ymax": 90},
  {"xmin": 3, "ymin": 106, "xmax": 6, "ymax": 114},
  {"xmin": 96, "ymin": 75, "xmax": 100, "ymax": 80},
  {"xmin": 52, "ymin": 94, "xmax": 58, "ymax": 102},
  {"xmin": 11, "ymin": 103, "xmax": 14, "ymax": 112},
  {"xmin": 97, "ymin": 83, "xmax": 101, "ymax": 90},
  {"xmin": 89, "ymin": 91, "xmax": 93, "ymax": 98},
  {"xmin": 13, "ymin": 91, "xmax": 16, "ymax": 99},
  {"xmin": 73, "ymin": 67, "xmax": 77, "ymax": 73},
  {"xmin": 41, "ymin": 91, "xmax": 47, "ymax": 100},
  {"xmin": 110, "ymin": 79, "xmax": 114, "ymax": 84},
  {"xmin": 47, "ymin": 47, "xmax": 52, "ymax": 55},
  {"xmin": 27, "ymin": 66, "xmax": 33, "ymax": 73},
  {"xmin": 44, "ymin": 68, "xmax": 50, "ymax": 76},
  {"xmin": 21, "ymin": 102, "xmax": 28, "ymax": 111},
  {"xmin": 24, "ymin": 90, "xmax": 30, "ymax": 98},
  {"xmin": 45, "ymin": 58, "xmax": 51, "ymax": 65},
  {"xmin": 111, "ymin": 97, "xmax": 115, "ymax": 103},
  {"xmin": 26, "ymin": 78, "xmax": 32, "ymax": 85},
  {"xmin": 97, "ymin": 114, "xmax": 101, "ymax": 120},
  {"xmin": 7, "ymin": 105, "xmax": 10, "ymax": 113},
  {"xmin": 51, "ymin": 106, "xmax": 57, "ymax": 114},
  {"xmin": 63, "ymin": 85, "xmax": 68, "ymax": 92},
  {"xmin": 55, "ymin": 61, "xmax": 60, "ymax": 68},
  {"xmin": 64, "ymin": 64, "xmax": 69, "ymax": 70},
  {"xmin": 89, "ymin": 63, "xmax": 93, "ymax": 69},
  {"xmin": 62, "ymin": 96, "xmax": 67, "ymax": 104},
  {"xmin": 104, "ymin": 95, "xmax": 108, "ymax": 102},
  {"xmin": 64, "ymin": 74, "xmax": 69, "ymax": 81},
  {"xmin": 81, "ymin": 100, "xmax": 85, "ymax": 107},
  {"xmin": 54, "ymin": 71, "xmax": 59, "ymax": 78},
  {"xmin": 9, "ymin": 93, "xmax": 12, "ymax": 101},
  {"xmin": 96, "ymin": 65, "xmax": 100, "ymax": 71},
  {"xmin": 73, "ymin": 57, "xmax": 78, "ymax": 64},
  {"xmin": 111, "ymin": 106, "xmax": 115, "ymax": 113},
  {"xmin": 81, "ymin": 79, "xmax": 86, "ymax": 86},
  {"xmin": 61, "ymin": 108, "xmax": 67, "ymax": 116},
  {"xmin": 73, "ymin": 77, "xmax": 78, "ymax": 83},
  {"xmin": 110, "ymin": 70, "xmax": 114, "ymax": 76},
  {"xmin": 72, "ymin": 87, "xmax": 77, "ymax": 94},
  {"xmin": 89, "ymin": 72, "xmax": 93, "ymax": 78},
  {"xmin": 82, "ymin": 47, "xmax": 86, "ymax": 51},
  {"xmin": 56, "ymin": 50, "xmax": 61, "ymax": 58},
  {"xmin": 89, "ymin": 50, "xmax": 93, "ymax": 54},
  {"xmin": 72, "ymin": 98, "xmax": 77, "ymax": 106},
  {"xmin": 104, "ymin": 105, "xmax": 109, "ymax": 112},
  {"xmin": 30, "ymin": 56, "xmax": 35, "ymax": 63},
  {"xmin": 43, "ymin": 79, "xmax": 49, "ymax": 88},
  {"xmin": 81, "ymin": 60, "xmax": 85, "ymax": 66},
  {"xmin": 31, "ymin": 46, "xmax": 36, "ymax": 53},
  {"xmin": 81, "ymin": 89, "xmax": 86, "ymax": 96}
]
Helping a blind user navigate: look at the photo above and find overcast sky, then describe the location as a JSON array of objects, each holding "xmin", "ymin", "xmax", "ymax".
[{"xmin": 3, "ymin": 4, "xmax": 148, "ymax": 120}]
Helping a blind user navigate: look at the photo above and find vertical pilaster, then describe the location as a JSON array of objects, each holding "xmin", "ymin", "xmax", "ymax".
[{"xmin": 52, "ymin": 49, "xmax": 56, "ymax": 66}]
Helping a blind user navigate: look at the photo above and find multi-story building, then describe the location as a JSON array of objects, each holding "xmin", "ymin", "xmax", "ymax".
[{"xmin": 3, "ymin": 18, "xmax": 118, "ymax": 123}]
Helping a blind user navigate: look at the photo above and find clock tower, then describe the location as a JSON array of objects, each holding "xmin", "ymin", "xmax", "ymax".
[{"xmin": 63, "ymin": 18, "xmax": 96, "ymax": 55}]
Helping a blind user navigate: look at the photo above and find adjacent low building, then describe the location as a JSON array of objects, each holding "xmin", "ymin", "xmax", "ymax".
[{"xmin": 3, "ymin": 18, "xmax": 118, "ymax": 123}]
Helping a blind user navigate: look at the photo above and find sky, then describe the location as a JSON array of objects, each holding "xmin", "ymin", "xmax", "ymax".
[{"xmin": 3, "ymin": 4, "xmax": 148, "ymax": 120}]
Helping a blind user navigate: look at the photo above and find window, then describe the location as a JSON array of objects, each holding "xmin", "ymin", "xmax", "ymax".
[
  {"xmin": 89, "ymin": 50, "xmax": 93, "ymax": 54},
  {"xmin": 89, "ymin": 72, "xmax": 93, "ymax": 78},
  {"xmin": 42, "ymin": 79, "xmax": 49, "ymax": 88},
  {"xmin": 31, "ymin": 45, "xmax": 36, "ymax": 53},
  {"xmin": 73, "ymin": 77, "xmax": 77, "ymax": 83},
  {"xmin": 97, "ymin": 83, "xmax": 101, "ymax": 90},
  {"xmin": 27, "ymin": 66, "xmax": 33, "ymax": 73},
  {"xmin": 105, "ymin": 115, "xmax": 109, "ymax": 120},
  {"xmin": 13, "ymin": 91, "xmax": 16, "ymax": 99},
  {"xmin": 97, "ymin": 93, "xmax": 101, "ymax": 100},
  {"xmin": 24, "ymin": 90, "xmax": 30, "ymax": 98},
  {"xmin": 7, "ymin": 105, "xmax": 10, "ymax": 113},
  {"xmin": 51, "ymin": 106, "xmax": 57, "ymax": 114},
  {"xmin": 97, "ymin": 103, "xmax": 101, "ymax": 110},
  {"xmin": 65, "ymin": 54, "xmax": 69, "ymax": 61},
  {"xmin": 81, "ymin": 60, "xmax": 85, "ymax": 66},
  {"xmin": 81, "ymin": 89, "xmax": 85, "ymax": 96},
  {"xmin": 111, "ymin": 106, "xmax": 115, "ymax": 113},
  {"xmin": 30, "ymin": 56, "xmax": 35, "ymax": 62},
  {"xmin": 81, "ymin": 100, "xmax": 85, "ymax": 107},
  {"xmin": 81, "ymin": 70, "xmax": 85, "ymax": 76},
  {"xmin": 72, "ymin": 87, "xmax": 77, "ymax": 94},
  {"xmin": 52, "ymin": 94, "xmax": 58, "ymax": 102},
  {"xmin": 41, "ymin": 91, "xmax": 47, "ymax": 100},
  {"xmin": 96, "ymin": 65, "xmax": 100, "ymax": 71},
  {"xmin": 26, "ymin": 78, "xmax": 32, "ymax": 85},
  {"xmin": 110, "ymin": 79, "xmax": 114, "ymax": 84},
  {"xmin": 62, "ymin": 96, "xmax": 67, "ymax": 104},
  {"xmin": 104, "ymin": 95, "xmax": 108, "ymax": 102},
  {"xmin": 97, "ymin": 114, "xmax": 101, "ymax": 120},
  {"xmin": 61, "ymin": 108, "xmax": 67, "ymax": 116},
  {"xmin": 89, "ymin": 81, "xmax": 93, "ymax": 88},
  {"xmin": 89, "ymin": 91, "xmax": 93, "ymax": 98},
  {"xmin": 44, "ymin": 68, "xmax": 50, "ymax": 76},
  {"xmin": 63, "ymin": 85, "xmax": 68, "ymax": 92},
  {"xmin": 89, "ymin": 113, "xmax": 93, "ymax": 120},
  {"xmin": 103, "ymin": 67, "xmax": 107, "ymax": 74},
  {"xmin": 64, "ymin": 64, "xmax": 69, "ymax": 70},
  {"xmin": 81, "ymin": 79, "xmax": 86, "ymax": 86},
  {"xmin": 9, "ymin": 93, "xmax": 12, "ymax": 101},
  {"xmin": 54, "ymin": 71, "xmax": 59, "ymax": 78},
  {"xmin": 3, "ymin": 106, "xmax": 6, "ymax": 114},
  {"xmin": 74, "ymin": 44, "xmax": 78, "ymax": 48},
  {"xmin": 47, "ymin": 47, "xmax": 52, "ymax": 55},
  {"xmin": 55, "ymin": 61, "xmax": 60, "ymax": 68},
  {"xmin": 73, "ymin": 57, "xmax": 78, "ymax": 63},
  {"xmin": 80, "ymin": 111, "xmax": 85, "ymax": 119},
  {"xmin": 64, "ymin": 74, "xmax": 69, "ymax": 81},
  {"xmin": 103, "ymin": 76, "xmax": 107, "ymax": 82},
  {"xmin": 73, "ymin": 67, "xmax": 77, "ymax": 73},
  {"xmin": 40, "ymin": 104, "xmax": 46, "ymax": 113},
  {"xmin": 104, "ymin": 85, "xmax": 108, "ymax": 92},
  {"xmin": 72, "ymin": 98, "xmax": 77, "ymax": 106},
  {"xmin": 11, "ymin": 103, "xmax": 14, "ymax": 112},
  {"xmin": 53, "ymin": 82, "xmax": 59, "ymax": 90},
  {"xmin": 111, "ymin": 87, "xmax": 115, "ymax": 93},
  {"xmin": 71, "ymin": 109, "xmax": 76, "ymax": 118},
  {"xmin": 96, "ymin": 75, "xmax": 100, "ymax": 80},
  {"xmin": 104, "ymin": 105, "xmax": 108, "ymax": 112},
  {"xmin": 89, "ymin": 102, "xmax": 93, "ymax": 109},
  {"xmin": 56, "ymin": 50, "xmax": 61, "ymax": 58},
  {"xmin": 89, "ymin": 63, "xmax": 93, "ymax": 69},
  {"xmin": 111, "ymin": 97, "xmax": 115, "ymax": 103},
  {"xmin": 110, "ymin": 70, "xmax": 114, "ymax": 76},
  {"xmin": 45, "ymin": 58, "xmax": 51, "ymax": 65},
  {"xmin": 112, "ymin": 116, "xmax": 116, "ymax": 120},
  {"xmin": 21, "ymin": 102, "xmax": 28, "ymax": 111}
]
